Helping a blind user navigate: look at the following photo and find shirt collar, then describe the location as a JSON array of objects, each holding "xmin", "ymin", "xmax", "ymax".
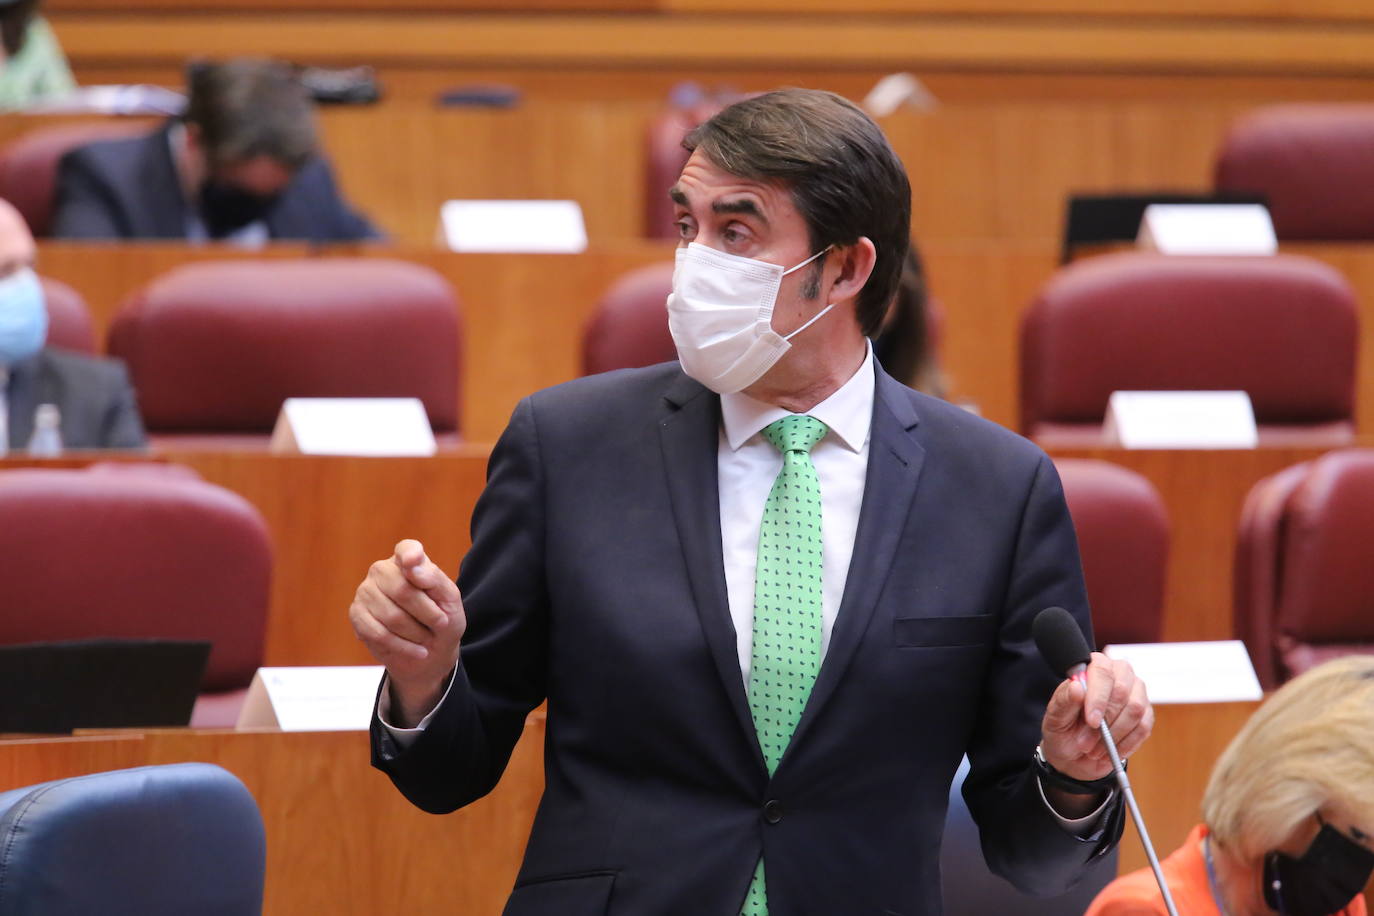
[{"xmin": 720, "ymin": 343, "xmax": 874, "ymax": 453}]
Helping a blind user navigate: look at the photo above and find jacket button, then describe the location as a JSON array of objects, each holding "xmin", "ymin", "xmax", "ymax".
[{"xmin": 763, "ymin": 800, "xmax": 784, "ymax": 824}]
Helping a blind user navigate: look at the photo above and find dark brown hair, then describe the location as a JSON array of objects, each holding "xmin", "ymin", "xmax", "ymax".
[
  {"xmin": 683, "ymin": 88, "xmax": 912, "ymax": 337},
  {"xmin": 0, "ymin": 0, "xmax": 39, "ymax": 58},
  {"xmin": 184, "ymin": 59, "xmax": 318, "ymax": 171}
]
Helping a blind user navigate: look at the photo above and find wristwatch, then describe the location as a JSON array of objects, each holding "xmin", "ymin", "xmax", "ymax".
[{"xmin": 1033, "ymin": 744, "xmax": 1120, "ymax": 796}]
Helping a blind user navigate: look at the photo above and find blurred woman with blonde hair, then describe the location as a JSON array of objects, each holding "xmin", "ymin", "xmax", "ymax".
[{"xmin": 1086, "ymin": 655, "xmax": 1374, "ymax": 916}]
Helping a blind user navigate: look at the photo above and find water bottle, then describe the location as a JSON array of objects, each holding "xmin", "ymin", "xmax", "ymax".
[{"xmin": 27, "ymin": 403, "xmax": 63, "ymax": 457}]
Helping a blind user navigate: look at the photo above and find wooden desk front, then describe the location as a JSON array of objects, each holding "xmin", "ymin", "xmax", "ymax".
[
  {"xmin": 0, "ymin": 704, "xmax": 1254, "ymax": 912},
  {"xmin": 0, "ymin": 719, "xmax": 544, "ymax": 915}
]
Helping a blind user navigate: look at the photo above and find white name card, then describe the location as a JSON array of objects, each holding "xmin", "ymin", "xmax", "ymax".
[
  {"xmin": 439, "ymin": 199, "xmax": 588, "ymax": 253},
  {"xmin": 270, "ymin": 397, "xmax": 437, "ymax": 457},
  {"xmin": 236, "ymin": 666, "xmax": 385, "ymax": 731},
  {"xmin": 1137, "ymin": 203, "xmax": 1277, "ymax": 256},
  {"xmin": 1103, "ymin": 641, "xmax": 1263, "ymax": 704},
  {"xmin": 1104, "ymin": 390, "xmax": 1258, "ymax": 449}
]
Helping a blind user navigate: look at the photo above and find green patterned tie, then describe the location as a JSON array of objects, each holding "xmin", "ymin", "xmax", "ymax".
[{"xmin": 742, "ymin": 414, "xmax": 827, "ymax": 916}]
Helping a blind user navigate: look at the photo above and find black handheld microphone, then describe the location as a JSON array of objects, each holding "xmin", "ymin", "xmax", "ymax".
[{"xmin": 1032, "ymin": 607, "xmax": 1179, "ymax": 916}]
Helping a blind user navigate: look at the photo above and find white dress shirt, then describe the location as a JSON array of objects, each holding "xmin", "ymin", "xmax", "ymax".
[{"xmin": 718, "ymin": 345, "xmax": 872, "ymax": 685}]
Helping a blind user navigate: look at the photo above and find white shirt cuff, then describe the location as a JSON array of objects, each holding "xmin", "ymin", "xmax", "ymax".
[
  {"xmin": 376, "ymin": 668, "xmax": 458, "ymax": 749},
  {"xmin": 1036, "ymin": 772, "xmax": 1115, "ymax": 838}
]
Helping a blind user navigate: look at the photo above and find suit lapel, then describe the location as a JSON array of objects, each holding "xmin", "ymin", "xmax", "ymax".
[
  {"xmin": 658, "ymin": 373, "xmax": 764, "ymax": 764},
  {"xmin": 788, "ymin": 366, "xmax": 926, "ymax": 753}
]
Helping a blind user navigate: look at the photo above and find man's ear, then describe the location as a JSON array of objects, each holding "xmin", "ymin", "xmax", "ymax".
[{"xmin": 828, "ymin": 237, "xmax": 878, "ymax": 305}]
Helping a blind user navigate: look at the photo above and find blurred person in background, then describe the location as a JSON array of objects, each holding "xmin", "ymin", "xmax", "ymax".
[
  {"xmin": 872, "ymin": 243, "xmax": 946, "ymax": 398},
  {"xmin": 51, "ymin": 58, "xmax": 380, "ymax": 244},
  {"xmin": 0, "ymin": 0, "xmax": 75, "ymax": 111},
  {"xmin": 1086, "ymin": 654, "xmax": 1374, "ymax": 916},
  {"xmin": 0, "ymin": 197, "xmax": 144, "ymax": 450}
]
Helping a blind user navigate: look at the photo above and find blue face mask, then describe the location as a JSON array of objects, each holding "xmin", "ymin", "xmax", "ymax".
[{"xmin": 0, "ymin": 268, "xmax": 48, "ymax": 366}]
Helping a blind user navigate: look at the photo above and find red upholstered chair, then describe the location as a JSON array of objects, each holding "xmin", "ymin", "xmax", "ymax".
[
  {"xmin": 107, "ymin": 258, "xmax": 462, "ymax": 446},
  {"xmin": 582, "ymin": 262, "xmax": 677, "ymax": 375},
  {"xmin": 40, "ymin": 275, "xmax": 96, "ymax": 354},
  {"xmin": 0, "ymin": 121, "xmax": 150, "ymax": 237},
  {"xmin": 1020, "ymin": 253, "xmax": 1359, "ymax": 448},
  {"xmin": 0, "ymin": 464, "xmax": 271, "ymax": 726},
  {"xmin": 1235, "ymin": 450, "xmax": 1374, "ymax": 689},
  {"xmin": 1215, "ymin": 105, "xmax": 1374, "ymax": 241},
  {"xmin": 1055, "ymin": 459, "xmax": 1169, "ymax": 648}
]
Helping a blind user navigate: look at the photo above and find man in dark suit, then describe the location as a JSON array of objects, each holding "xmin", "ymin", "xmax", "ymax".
[
  {"xmin": 0, "ymin": 197, "xmax": 144, "ymax": 450},
  {"xmin": 349, "ymin": 90, "xmax": 1153, "ymax": 915},
  {"xmin": 50, "ymin": 58, "xmax": 379, "ymax": 244}
]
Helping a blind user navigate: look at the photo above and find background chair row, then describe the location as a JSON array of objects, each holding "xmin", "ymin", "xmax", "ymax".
[
  {"xmin": 7, "ymin": 104, "xmax": 1374, "ymax": 247},
  {"xmin": 37, "ymin": 248, "xmax": 1362, "ymax": 448},
  {"xmin": 42, "ymin": 259, "xmax": 461, "ymax": 445}
]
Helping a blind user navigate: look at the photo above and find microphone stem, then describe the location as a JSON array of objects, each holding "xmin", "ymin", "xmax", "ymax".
[{"xmin": 1097, "ymin": 720, "xmax": 1179, "ymax": 916}]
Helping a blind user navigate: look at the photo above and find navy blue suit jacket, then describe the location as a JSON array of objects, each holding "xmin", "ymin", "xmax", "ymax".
[
  {"xmin": 371, "ymin": 362, "xmax": 1122, "ymax": 915},
  {"xmin": 50, "ymin": 123, "xmax": 380, "ymax": 243}
]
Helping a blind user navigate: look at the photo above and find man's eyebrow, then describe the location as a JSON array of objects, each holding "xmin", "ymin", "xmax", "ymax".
[
  {"xmin": 712, "ymin": 198, "xmax": 767, "ymax": 223},
  {"xmin": 668, "ymin": 187, "xmax": 688, "ymax": 207}
]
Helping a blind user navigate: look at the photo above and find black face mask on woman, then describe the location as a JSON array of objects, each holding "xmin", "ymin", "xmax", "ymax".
[
  {"xmin": 1263, "ymin": 822, "xmax": 1374, "ymax": 916},
  {"xmin": 198, "ymin": 181, "xmax": 279, "ymax": 238}
]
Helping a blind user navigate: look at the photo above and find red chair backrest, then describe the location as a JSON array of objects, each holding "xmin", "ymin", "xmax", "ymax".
[
  {"xmin": 1235, "ymin": 450, "xmax": 1374, "ymax": 688},
  {"xmin": 1020, "ymin": 252, "xmax": 1358, "ymax": 440},
  {"xmin": 0, "ymin": 121, "xmax": 150, "ymax": 237},
  {"xmin": 40, "ymin": 275, "xmax": 96, "ymax": 354},
  {"xmin": 107, "ymin": 258, "xmax": 462, "ymax": 434},
  {"xmin": 582, "ymin": 262, "xmax": 677, "ymax": 375},
  {"xmin": 1056, "ymin": 459, "xmax": 1169, "ymax": 648},
  {"xmin": 0, "ymin": 465, "xmax": 271, "ymax": 692},
  {"xmin": 1215, "ymin": 105, "xmax": 1374, "ymax": 241}
]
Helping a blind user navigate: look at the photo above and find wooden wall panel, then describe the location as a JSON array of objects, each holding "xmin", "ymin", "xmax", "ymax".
[
  {"xmin": 43, "ymin": 0, "xmax": 1374, "ymax": 18},
  {"xmin": 42, "ymin": 13, "xmax": 1374, "ymax": 78}
]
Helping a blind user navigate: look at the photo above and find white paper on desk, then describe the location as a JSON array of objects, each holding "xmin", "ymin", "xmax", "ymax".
[
  {"xmin": 270, "ymin": 397, "xmax": 436, "ymax": 457},
  {"xmin": 440, "ymin": 199, "xmax": 588, "ymax": 253},
  {"xmin": 1137, "ymin": 203, "xmax": 1277, "ymax": 255},
  {"xmin": 1103, "ymin": 641, "xmax": 1262, "ymax": 704},
  {"xmin": 236, "ymin": 666, "xmax": 385, "ymax": 731},
  {"xmin": 1104, "ymin": 390, "xmax": 1258, "ymax": 449}
]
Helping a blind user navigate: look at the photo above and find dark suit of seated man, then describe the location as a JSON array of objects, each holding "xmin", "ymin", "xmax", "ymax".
[
  {"xmin": 0, "ymin": 198, "xmax": 145, "ymax": 451},
  {"xmin": 50, "ymin": 58, "xmax": 379, "ymax": 244}
]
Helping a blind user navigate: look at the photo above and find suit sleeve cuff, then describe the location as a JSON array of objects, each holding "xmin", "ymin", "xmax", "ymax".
[
  {"xmin": 375, "ymin": 668, "xmax": 458, "ymax": 748},
  {"xmin": 1036, "ymin": 772, "xmax": 1115, "ymax": 839}
]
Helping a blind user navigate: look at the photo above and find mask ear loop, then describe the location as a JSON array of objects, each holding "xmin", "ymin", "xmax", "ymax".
[
  {"xmin": 779, "ymin": 244, "xmax": 838, "ymax": 342},
  {"xmin": 781, "ymin": 244, "xmax": 834, "ymax": 277},
  {"xmin": 783, "ymin": 302, "xmax": 837, "ymax": 342}
]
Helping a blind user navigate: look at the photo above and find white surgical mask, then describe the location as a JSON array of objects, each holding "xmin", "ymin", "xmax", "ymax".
[{"xmin": 666, "ymin": 242, "xmax": 835, "ymax": 394}]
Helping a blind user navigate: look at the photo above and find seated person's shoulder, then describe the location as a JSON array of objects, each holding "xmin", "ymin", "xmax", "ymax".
[
  {"xmin": 60, "ymin": 131, "xmax": 151, "ymax": 176},
  {"xmin": 39, "ymin": 347, "xmax": 133, "ymax": 388}
]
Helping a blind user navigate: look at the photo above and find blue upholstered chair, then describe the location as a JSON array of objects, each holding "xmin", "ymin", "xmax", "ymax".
[
  {"xmin": 941, "ymin": 756, "xmax": 1119, "ymax": 915},
  {"xmin": 0, "ymin": 763, "xmax": 265, "ymax": 915}
]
